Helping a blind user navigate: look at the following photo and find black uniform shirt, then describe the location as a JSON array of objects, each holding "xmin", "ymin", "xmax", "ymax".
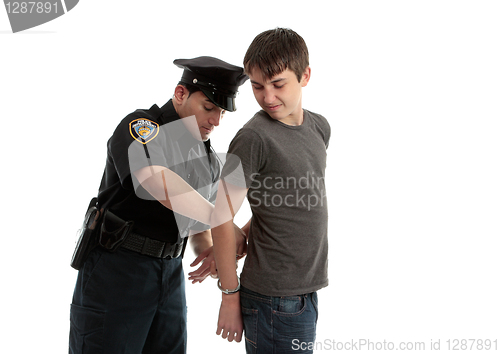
[{"xmin": 97, "ymin": 100, "xmax": 220, "ymax": 243}]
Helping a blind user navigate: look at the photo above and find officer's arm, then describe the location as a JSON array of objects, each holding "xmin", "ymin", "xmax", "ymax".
[{"xmin": 134, "ymin": 165, "xmax": 214, "ymax": 225}]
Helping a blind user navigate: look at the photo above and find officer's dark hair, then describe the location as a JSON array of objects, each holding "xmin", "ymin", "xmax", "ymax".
[
  {"xmin": 178, "ymin": 82, "xmax": 202, "ymax": 97},
  {"xmin": 243, "ymin": 28, "xmax": 309, "ymax": 83}
]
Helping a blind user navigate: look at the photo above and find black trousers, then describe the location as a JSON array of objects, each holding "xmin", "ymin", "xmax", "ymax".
[{"xmin": 69, "ymin": 247, "xmax": 187, "ymax": 353}]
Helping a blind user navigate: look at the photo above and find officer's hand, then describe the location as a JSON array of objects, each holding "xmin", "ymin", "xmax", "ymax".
[{"xmin": 188, "ymin": 247, "xmax": 218, "ymax": 284}]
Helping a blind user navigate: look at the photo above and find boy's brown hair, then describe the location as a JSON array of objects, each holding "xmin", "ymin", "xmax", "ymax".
[{"xmin": 243, "ymin": 28, "xmax": 309, "ymax": 83}]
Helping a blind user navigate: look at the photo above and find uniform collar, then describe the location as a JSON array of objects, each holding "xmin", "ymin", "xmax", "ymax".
[
  {"xmin": 152, "ymin": 99, "xmax": 213, "ymax": 149},
  {"xmin": 155, "ymin": 99, "xmax": 179, "ymax": 126}
]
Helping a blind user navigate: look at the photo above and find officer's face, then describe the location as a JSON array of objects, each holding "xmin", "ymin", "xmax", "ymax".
[
  {"xmin": 176, "ymin": 88, "xmax": 226, "ymax": 141},
  {"xmin": 249, "ymin": 67, "xmax": 310, "ymax": 125}
]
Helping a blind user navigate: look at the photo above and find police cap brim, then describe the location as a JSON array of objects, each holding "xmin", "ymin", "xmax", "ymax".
[{"xmin": 174, "ymin": 56, "xmax": 248, "ymax": 112}]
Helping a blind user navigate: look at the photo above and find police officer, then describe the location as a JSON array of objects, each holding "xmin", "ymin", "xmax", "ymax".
[{"xmin": 69, "ymin": 56, "xmax": 248, "ymax": 353}]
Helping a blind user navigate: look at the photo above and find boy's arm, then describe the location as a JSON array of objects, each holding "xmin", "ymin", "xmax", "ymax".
[
  {"xmin": 212, "ymin": 220, "xmax": 241, "ymax": 342},
  {"xmin": 211, "ymin": 181, "xmax": 249, "ymax": 342}
]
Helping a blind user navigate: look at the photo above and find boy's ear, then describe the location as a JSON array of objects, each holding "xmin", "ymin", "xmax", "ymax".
[{"xmin": 300, "ymin": 67, "xmax": 311, "ymax": 87}]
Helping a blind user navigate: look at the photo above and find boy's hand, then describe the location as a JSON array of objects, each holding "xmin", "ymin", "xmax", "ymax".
[
  {"xmin": 234, "ymin": 224, "xmax": 248, "ymax": 260},
  {"xmin": 216, "ymin": 293, "xmax": 243, "ymax": 343}
]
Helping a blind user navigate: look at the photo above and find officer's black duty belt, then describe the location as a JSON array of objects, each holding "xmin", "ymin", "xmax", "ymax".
[{"xmin": 122, "ymin": 232, "xmax": 185, "ymax": 259}]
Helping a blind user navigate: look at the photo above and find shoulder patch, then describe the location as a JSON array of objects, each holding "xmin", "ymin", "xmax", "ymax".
[{"xmin": 129, "ymin": 118, "xmax": 159, "ymax": 144}]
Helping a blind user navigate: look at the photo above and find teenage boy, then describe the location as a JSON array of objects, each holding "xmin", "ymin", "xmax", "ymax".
[{"xmin": 209, "ymin": 28, "xmax": 331, "ymax": 353}]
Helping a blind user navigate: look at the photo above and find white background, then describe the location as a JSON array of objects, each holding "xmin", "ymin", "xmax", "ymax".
[{"xmin": 1, "ymin": 1, "xmax": 499, "ymax": 353}]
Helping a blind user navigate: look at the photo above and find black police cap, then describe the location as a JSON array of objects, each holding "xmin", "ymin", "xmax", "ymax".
[{"xmin": 174, "ymin": 56, "xmax": 248, "ymax": 112}]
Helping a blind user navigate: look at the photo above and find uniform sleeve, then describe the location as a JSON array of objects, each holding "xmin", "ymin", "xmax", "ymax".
[
  {"xmin": 221, "ymin": 128, "xmax": 264, "ymax": 188},
  {"xmin": 109, "ymin": 115, "xmax": 167, "ymax": 188}
]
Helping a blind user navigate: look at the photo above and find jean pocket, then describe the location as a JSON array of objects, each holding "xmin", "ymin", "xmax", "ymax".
[
  {"xmin": 241, "ymin": 306, "xmax": 258, "ymax": 353},
  {"xmin": 311, "ymin": 292, "xmax": 319, "ymax": 323},
  {"xmin": 273, "ymin": 295, "xmax": 317, "ymax": 353},
  {"xmin": 275, "ymin": 295, "xmax": 306, "ymax": 316},
  {"xmin": 69, "ymin": 304, "xmax": 105, "ymax": 354}
]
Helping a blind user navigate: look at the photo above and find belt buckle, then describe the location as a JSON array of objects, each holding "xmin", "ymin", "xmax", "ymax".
[
  {"xmin": 161, "ymin": 243, "xmax": 173, "ymax": 259},
  {"xmin": 172, "ymin": 242, "xmax": 183, "ymax": 258},
  {"xmin": 161, "ymin": 241, "xmax": 183, "ymax": 259}
]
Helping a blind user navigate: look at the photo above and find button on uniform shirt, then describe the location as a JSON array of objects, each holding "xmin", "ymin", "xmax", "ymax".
[{"xmin": 97, "ymin": 100, "xmax": 220, "ymax": 243}]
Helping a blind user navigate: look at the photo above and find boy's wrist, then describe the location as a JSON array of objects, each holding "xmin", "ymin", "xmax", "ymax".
[{"xmin": 222, "ymin": 291, "xmax": 240, "ymax": 304}]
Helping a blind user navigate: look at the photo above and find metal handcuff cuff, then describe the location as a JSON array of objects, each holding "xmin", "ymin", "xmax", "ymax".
[{"xmin": 218, "ymin": 276, "xmax": 241, "ymax": 295}]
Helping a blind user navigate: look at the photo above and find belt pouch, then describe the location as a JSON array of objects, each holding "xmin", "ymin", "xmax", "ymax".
[
  {"xmin": 71, "ymin": 198, "xmax": 101, "ymax": 270},
  {"xmin": 99, "ymin": 210, "xmax": 134, "ymax": 252}
]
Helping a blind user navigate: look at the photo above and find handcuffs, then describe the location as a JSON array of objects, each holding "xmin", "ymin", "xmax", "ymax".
[{"xmin": 217, "ymin": 276, "xmax": 241, "ymax": 295}]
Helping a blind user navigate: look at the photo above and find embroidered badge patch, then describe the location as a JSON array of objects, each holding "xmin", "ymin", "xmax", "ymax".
[{"xmin": 129, "ymin": 118, "xmax": 159, "ymax": 144}]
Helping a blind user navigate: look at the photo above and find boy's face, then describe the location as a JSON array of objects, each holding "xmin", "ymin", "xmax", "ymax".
[{"xmin": 248, "ymin": 67, "xmax": 310, "ymax": 125}]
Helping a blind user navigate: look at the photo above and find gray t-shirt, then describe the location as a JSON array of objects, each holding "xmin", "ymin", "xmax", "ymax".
[{"xmin": 224, "ymin": 109, "xmax": 330, "ymax": 296}]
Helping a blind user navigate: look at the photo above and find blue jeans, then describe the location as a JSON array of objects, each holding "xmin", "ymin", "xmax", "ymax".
[
  {"xmin": 69, "ymin": 247, "xmax": 187, "ymax": 353},
  {"xmin": 240, "ymin": 286, "xmax": 319, "ymax": 354}
]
